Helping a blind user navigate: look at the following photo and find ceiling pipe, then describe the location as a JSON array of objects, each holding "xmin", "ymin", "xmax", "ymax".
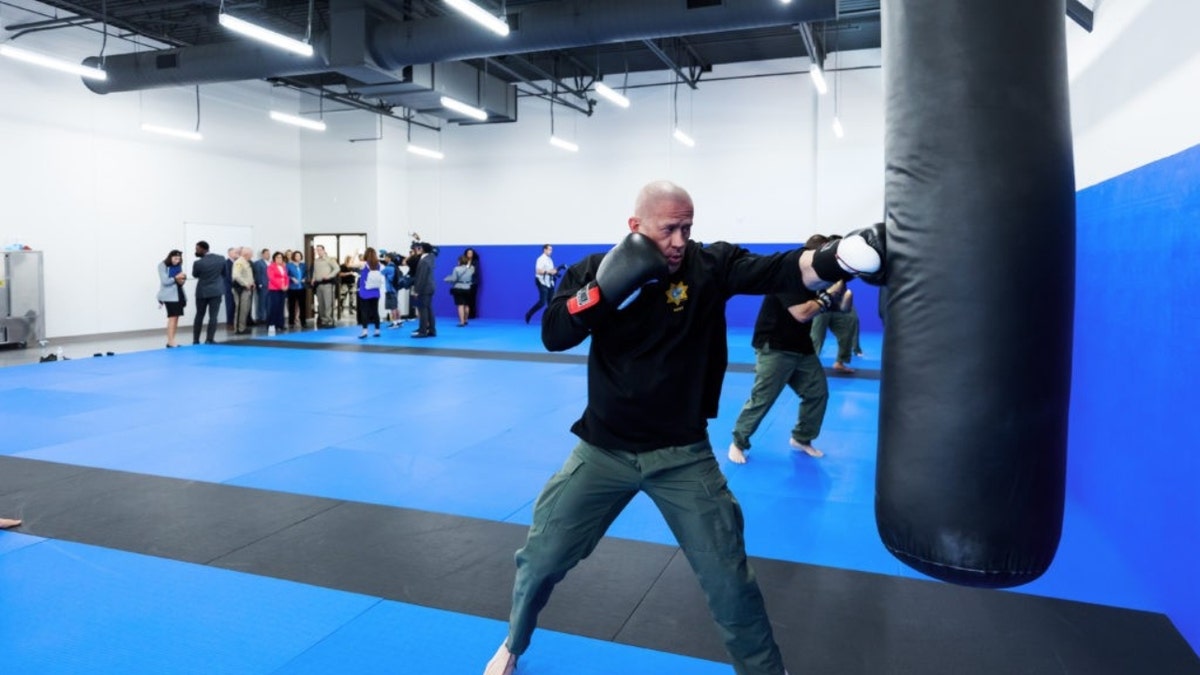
[{"xmin": 81, "ymin": 0, "xmax": 836, "ymax": 93}]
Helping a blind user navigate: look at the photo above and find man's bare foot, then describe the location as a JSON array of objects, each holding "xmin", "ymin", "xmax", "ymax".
[
  {"xmin": 0, "ymin": 518, "xmax": 22, "ymax": 529},
  {"xmin": 484, "ymin": 643, "xmax": 518, "ymax": 675},
  {"xmin": 728, "ymin": 442, "xmax": 749, "ymax": 464},
  {"xmin": 833, "ymin": 362, "xmax": 856, "ymax": 374},
  {"xmin": 789, "ymin": 438, "xmax": 824, "ymax": 458}
]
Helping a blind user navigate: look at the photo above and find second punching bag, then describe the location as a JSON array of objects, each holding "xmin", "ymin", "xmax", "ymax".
[{"xmin": 876, "ymin": 0, "xmax": 1075, "ymax": 588}]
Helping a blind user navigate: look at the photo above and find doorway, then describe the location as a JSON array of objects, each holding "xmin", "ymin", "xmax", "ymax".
[{"xmin": 303, "ymin": 233, "xmax": 367, "ymax": 324}]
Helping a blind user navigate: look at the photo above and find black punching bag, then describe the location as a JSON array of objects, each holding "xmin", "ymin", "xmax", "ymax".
[{"xmin": 876, "ymin": 0, "xmax": 1075, "ymax": 587}]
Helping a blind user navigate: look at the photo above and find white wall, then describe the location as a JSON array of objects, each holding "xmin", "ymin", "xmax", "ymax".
[
  {"xmin": 396, "ymin": 51, "xmax": 885, "ymax": 248},
  {"xmin": 2, "ymin": 3, "xmax": 304, "ymax": 338},
  {"xmin": 300, "ymin": 109, "xmax": 381, "ymax": 240},
  {"xmin": 1068, "ymin": 0, "xmax": 1200, "ymax": 188}
]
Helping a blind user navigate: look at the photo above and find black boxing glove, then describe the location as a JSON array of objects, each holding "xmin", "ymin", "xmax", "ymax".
[
  {"xmin": 568, "ymin": 233, "xmax": 669, "ymax": 318},
  {"xmin": 811, "ymin": 221, "xmax": 886, "ymax": 285}
]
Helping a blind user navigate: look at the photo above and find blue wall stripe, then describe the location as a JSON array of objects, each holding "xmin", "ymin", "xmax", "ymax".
[{"xmin": 428, "ymin": 242, "xmax": 883, "ymax": 331}]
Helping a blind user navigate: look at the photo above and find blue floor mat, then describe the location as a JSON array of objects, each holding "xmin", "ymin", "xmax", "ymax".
[{"xmin": 0, "ymin": 326, "xmax": 1162, "ymax": 627}]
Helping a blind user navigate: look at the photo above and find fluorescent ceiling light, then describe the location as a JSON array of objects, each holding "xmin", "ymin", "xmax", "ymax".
[
  {"xmin": 0, "ymin": 43, "xmax": 107, "ymax": 81},
  {"xmin": 809, "ymin": 63, "xmax": 828, "ymax": 95},
  {"xmin": 407, "ymin": 144, "xmax": 445, "ymax": 160},
  {"xmin": 218, "ymin": 13, "xmax": 314, "ymax": 57},
  {"xmin": 594, "ymin": 82, "xmax": 630, "ymax": 108},
  {"xmin": 549, "ymin": 136, "xmax": 579, "ymax": 152},
  {"xmin": 832, "ymin": 116, "xmax": 845, "ymax": 138},
  {"xmin": 269, "ymin": 110, "xmax": 326, "ymax": 131},
  {"xmin": 444, "ymin": 0, "xmax": 510, "ymax": 37},
  {"xmin": 141, "ymin": 123, "xmax": 203, "ymax": 141},
  {"xmin": 439, "ymin": 96, "xmax": 488, "ymax": 121},
  {"xmin": 672, "ymin": 128, "xmax": 696, "ymax": 148}
]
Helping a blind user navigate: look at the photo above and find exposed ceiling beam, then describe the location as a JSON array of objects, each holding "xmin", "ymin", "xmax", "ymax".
[
  {"xmin": 558, "ymin": 50, "xmax": 598, "ymax": 81},
  {"xmin": 505, "ymin": 54, "xmax": 592, "ymax": 107},
  {"xmin": 1066, "ymin": 0, "xmax": 1094, "ymax": 33},
  {"xmin": 797, "ymin": 22, "xmax": 825, "ymax": 67},
  {"xmin": 679, "ymin": 38, "xmax": 711, "ymax": 78},
  {"xmin": 14, "ymin": 0, "xmax": 194, "ymax": 47},
  {"xmin": 642, "ymin": 38, "xmax": 698, "ymax": 90},
  {"xmin": 6, "ymin": 16, "xmax": 96, "ymax": 39},
  {"xmin": 275, "ymin": 78, "xmax": 443, "ymax": 132},
  {"xmin": 484, "ymin": 58, "xmax": 593, "ymax": 116},
  {"xmin": 4, "ymin": 14, "xmax": 94, "ymax": 31}
]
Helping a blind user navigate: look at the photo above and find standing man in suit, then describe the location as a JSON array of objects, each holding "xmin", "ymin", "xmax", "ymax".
[
  {"xmin": 192, "ymin": 241, "xmax": 226, "ymax": 345},
  {"xmin": 410, "ymin": 242, "xmax": 437, "ymax": 338},
  {"xmin": 253, "ymin": 248, "xmax": 270, "ymax": 327},
  {"xmin": 223, "ymin": 247, "xmax": 238, "ymax": 328}
]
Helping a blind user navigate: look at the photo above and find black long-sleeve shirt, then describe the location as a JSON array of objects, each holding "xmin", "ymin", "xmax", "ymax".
[
  {"xmin": 751, "ymin": 291, "xmax": 820, "ymax": 354},
  {"xmin": 542, "ymin": 240, "xmax": 807, "ymax": 452}
]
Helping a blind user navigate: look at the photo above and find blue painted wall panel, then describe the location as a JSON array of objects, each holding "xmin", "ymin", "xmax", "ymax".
[{"xmin": 1071, "ymin": 143, "xmax": 1200, "ymax": 652}]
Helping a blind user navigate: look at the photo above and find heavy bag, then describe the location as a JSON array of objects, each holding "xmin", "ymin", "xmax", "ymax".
[{"xmin": 877, "ymin": 0, "xmax": 1075, "ymax": 588}]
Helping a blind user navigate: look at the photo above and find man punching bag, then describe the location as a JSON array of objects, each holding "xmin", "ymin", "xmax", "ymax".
[{"xmin": 876, "ymin": 0, "xmax": 1075, "ymax": 587}]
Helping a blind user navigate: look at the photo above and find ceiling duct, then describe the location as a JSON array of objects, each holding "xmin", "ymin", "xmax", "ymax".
[
  {"xmin": 81, "ymin": 0, "xmax": 835, "ymax": 97},
  {"xmin": 369, "ymin": 0, "xmax": 836, "ymax": 70},
  {"xmin": 350, "ymin": 61, "xmax": 518, "ymax": 123},
  {"xmin": 82, "ymin": 41, "xmax": 328, "ymax": 94}
]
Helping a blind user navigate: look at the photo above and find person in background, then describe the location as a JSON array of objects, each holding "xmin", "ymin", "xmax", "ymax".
[
  {"xmin": 311, "ymin": 244, "xmax": 340, "ymax": 328},
  {"xmin": 253, "ymin": 248, "xmax": 270, "ymax": 326},
  {"xmin": 410, "ymin": 242, "xmax": 437, "ymax": 338},
  {"xmin": 524, "ymin": 244, "xmax": 557, "ymax": 324},
  {"xmin": 266, "ymin": 251, "xmax": 289, "ymax": 335},
  {"xmin": 357, "ymin": 247, "xmax": 384, "ymax": 338},
  {"xmin": 809, "ymin": 236, "xmax": 860, "ymax": 375},
  {"xmin": 191, "ymin": 241, "xmax": 225, "ymax": 345},
  {"xmin": 403, "ymin": 244, "xmax": 422, "ymax": 323},
  {"xmin": 727, "ymin": 268, "xmax": 843, "ymax": 463},
  {"xmin": 338, "ymin": 255, "xmax": 359, "ymax": 320},
  {"xmin": 382, "ymin": 252, "xmax": 400, "ymax": 329},
  {"xmin": 157, "ymin": 249, "xmax": 187, "ymax": 348},
  {"xmin": 446, "ymin": 254, "xmax": 476, "ymax": 327},
  {"xmin": 223, "ymin": 247, "xmax": 238, "ymax": 328},
  {"xmin": 464, "ymin": 247, "xmax": 481, "ymax": 319},
  {"xmin": 390, "ymin": 254, "xmax": 412, "ymax": 328},
  {"xmin": 287, "ymin": 250, "xmax": 308, "ymax": 329},
  {"xmin": 232, "ymin": 247, "xmax": 255, "ymax": 335}
]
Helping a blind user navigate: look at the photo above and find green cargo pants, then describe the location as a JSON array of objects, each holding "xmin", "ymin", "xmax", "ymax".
[
  {"xmin": 506, "ymin": 439, "xmax": 786, "ymax": 675},
  {"xmin": 811, "ymin": 308, "xmax": 860, "ymax": 365},
  {"xmin": 731, "ymin": 345, "xmax": 828, "ymax": 452}
]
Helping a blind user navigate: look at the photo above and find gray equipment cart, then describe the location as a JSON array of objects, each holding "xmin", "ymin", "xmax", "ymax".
[{"xmin": 0, "ymin": 250, "xmax": 46, "ymax": 348}]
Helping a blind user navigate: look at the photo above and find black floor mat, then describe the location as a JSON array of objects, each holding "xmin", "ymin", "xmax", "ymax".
[{"xmin": 2, "ymin": 455, "xmax": 1194, "ymax": 673}]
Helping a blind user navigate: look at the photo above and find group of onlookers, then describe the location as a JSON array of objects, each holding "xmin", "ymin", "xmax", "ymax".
[
  {"xmin": 157, "ymin": 239, "xmax": 482, "ymax": 346},
  {"xmin": 157, "ymin": 242, "xmax": 342, "ymax": 346}
]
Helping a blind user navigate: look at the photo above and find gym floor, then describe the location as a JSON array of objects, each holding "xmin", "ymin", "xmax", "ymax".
[{"xmin": 1, "ymin": 321, "xmax": 1196, "ymax": 674}]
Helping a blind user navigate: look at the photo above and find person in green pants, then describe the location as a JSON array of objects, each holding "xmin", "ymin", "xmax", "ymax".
[
  {"xmin": 809, "ymin": 235, "xmax": 861, "ymax": 374},
  {"xmin": 727, "ymin": 285, "xmax": 838, "ymax": 464},
  {"xmin": 484, "ymin": 181, "xmax": 884, "ymax": 675}
]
